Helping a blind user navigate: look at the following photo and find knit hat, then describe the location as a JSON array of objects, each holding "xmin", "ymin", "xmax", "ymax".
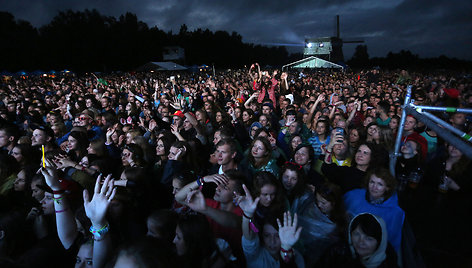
[
  {"xmin": 443, "ymin": 88, "xmax": 459, "ymax": 99},
  {"xmin": 405, "ymin": 133, "xmax": 428, "ymax": 160}
]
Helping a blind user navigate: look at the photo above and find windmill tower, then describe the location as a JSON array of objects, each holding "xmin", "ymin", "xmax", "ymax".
[{"xmin": 304, "ymin": 15, "xmax": 363, "ymax": 63}]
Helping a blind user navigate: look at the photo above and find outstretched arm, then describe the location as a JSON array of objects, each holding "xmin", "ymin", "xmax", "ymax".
[
  {"xmin": 41, "ymin": 161, "xmax": 77, "ymax": 249},
  {"xmin": 306, "ymin": 94, "xmax": 325, "ymax": 129},
  {"xmin": 234, "ymin": 184, "xmax": 260, "ymax": 240},
  {"xmin": 84, "ymin": 175, "xmax": 116, "ymax": 268},
  {"xmin": 346, "ymin": 100, "xmax": 360, "ymax": 126},
  {"xmin": 278, "ymin": 212, "xmax": 302, "ymax": 263},
  {"xmin": 185, "ymin": 189, "xmax": 241, "ymax": 229}
]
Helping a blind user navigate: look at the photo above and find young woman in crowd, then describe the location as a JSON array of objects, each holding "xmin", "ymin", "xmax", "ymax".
[
  {"xmin": 241, "ymin": 109, "xmax": 256, "ymax": 132},
  {"xmin": 322, "ymin": 142, "xmax": 383, "ymax": 193},
  {"xmin": 251, "ymin": 171, "xmax": 286, "ymax": 228},
  {"xmin": 243, "ymin": 136, "xmax": 279, "ymax": 177},
  {"xmin": 298, "ymin": 182, "xmax": 347, "ymax": 266},
  {"xmin": 235, "ymin": 184, "xmax": 305, "ymax": 267},
  {"xmin": 173, "ymin": 214, "xmax": 227, "ymax": 267},
  {"xmin": 292, "ymin": 144, "xmax": 325, "ymax": 189},
  {"xmin": 67, "ymin": 131, "xmax": 89, "ymax": 163},
  {"xmin": 10, "ymin": 143, "xmax": 37, "ymax": 167},
  {"xmin": 280, "ymin": 162, "xmax": 314, "ymax": 216},
  {"xmin": 319, "ymin": 213, "xmax": 399, "ymax": 267},
  {"xmin": 308, "ymin": 119, "xmax": 330, "ymax": 160},
  {"xmin": 365, "ymin": 122, "xmax": 380, "ymax": 144},
  {"xmin": 344, "ymin": 167, "xmax": 405, "ymax": 253}
]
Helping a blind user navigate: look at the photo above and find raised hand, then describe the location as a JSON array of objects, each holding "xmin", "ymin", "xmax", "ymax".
[
  {"xmin": 54, "ymin": 154, "xmax": 76, "ymax": 169},
  {"xmin": 203, "ymin": 174, "xmax": 229, "ymax": 187},
  {"xmin": 40, "ymin": 159, "xmax": 61, "ymax": 191},
  {"xmin": 277, "ymin": 212, "xmax": 302, "ymax": 250},
  {"xmin": 280, "ymin": 72, "xmax": 288, "ymax": 80},
  {"xmin": 83, "ymin": 174, "xmax": 116, "ymax": 227},
  {"xmin": 170, "ymin": 124, "xmax": 180, "ymax": 136},
  {"xmin": 138, "ymin": 117, "xmax": 146, "ymax": 128},
  {"xmin": 118, "ymin": 135, "xmax": 125, "ymax": 146},
  {"xmin": 170, "ymin": 96, "xmax": 182, "ymax": 110},
  {"xmin": 234, "ymin": 184, "xmax": 260, "ymax": 217},
  {"xmin": 185, "ymin": 190, "xmax": 207, "ymax": 212},
  {"xmin": 60, "ymin": 141, "xmax": 69, "ymax": 152},
  {"xmin": 148, "ymin": 119, "xmax": 157, "ymax": 132},
  {"xmin": 106, "ymin": 124, "xmax": 118, "ymax": 142}
]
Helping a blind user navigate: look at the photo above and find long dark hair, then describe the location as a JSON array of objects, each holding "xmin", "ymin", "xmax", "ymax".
[
  {"xmin": 350, "ymin": 214, "xmax": 382, "ymax": 245},
  {"xmin": 68, "ymin": 131, "xmax": 89, "ymax": 161},
  {"xmin": 316, "ymin": 182, "xmax": 347, "ymax": 230},
  {"xmin": 248, "ymin": 136, "xmax": 273, "ymax": 168},
  {"xmin": 354, "ymin": 142, "xmax": 387, "ymax": 171},
  {"xmin": 177, "ymin": 214, "xmax": 221, "ymax": 267},
  {"xmin": 253, "ymin": 171, "xmax": 285, "ymax": 217},
  {"xmin": 280, "ymin": 162, "xmax": 306, "ymax": 201},
  {"xmin": 13, "ymin": 143, "xmax": 37, "ymax": 167}
]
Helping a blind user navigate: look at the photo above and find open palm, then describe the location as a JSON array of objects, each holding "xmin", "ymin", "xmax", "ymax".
[
  {"xmin": 235, "ymin": 184, "xmax": 260, "ymax": 217},
  {"xmin": 278, "ymin": 212, "xmax": 302, "ymax": 249},
  {"xmin": 84, "ymin": 174, "xmax": 116, "ymax": 226}
]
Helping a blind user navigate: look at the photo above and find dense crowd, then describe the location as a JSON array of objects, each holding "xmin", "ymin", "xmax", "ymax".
[{"xmin": 0, "ymin": 66, "xmax": 471, "ymax": 268}]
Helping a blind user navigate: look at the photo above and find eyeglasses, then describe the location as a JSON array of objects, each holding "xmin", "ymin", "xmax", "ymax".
[{"xmin": 78, "ymin": 116, "xmax": 89, "ymax": 121}]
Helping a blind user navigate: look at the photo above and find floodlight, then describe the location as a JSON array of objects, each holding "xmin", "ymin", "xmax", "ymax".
[
  {"xmin": 306, "ymin": 42, "xmax": 313, "ymax": 48},
  {"xmin": 319, "ymin": 43, "xmax": 324, "ymax": 47}
]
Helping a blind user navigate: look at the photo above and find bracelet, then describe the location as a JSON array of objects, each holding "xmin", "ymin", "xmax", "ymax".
[
  {"xmin": 55, "ymin": 208, "xmax": 68, "ymax": 213},
  {"xmin": 242, "ymin": 212, "xmax": 259, "ymax": 233},
  {"xmin": 91, "ymin": 234, "xmax": 107, "ymax": 241},
  {"xmin": 242, "ymin": 212, "xmax": 253, "ymax": 219},
  {"xmin": 280, "ymin": 247, "xmax": 294, "ymax": 263},
  {"xmin": 53, "ymin": 196, "xmax": 64, "ymax": 204},
  {"xmin": 196, "ymin": 177, "xmax": 205, "ymax": 190},
  {"xmin": 89, "ymin": 223, "xmax": 110, "ymax": 239}
]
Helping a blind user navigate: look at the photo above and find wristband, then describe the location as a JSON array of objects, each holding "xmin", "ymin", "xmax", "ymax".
[
  {"xmin": 55, "ymin": 208, "xmax": 68, "ymax": 213},
  {"xmin": 53, "ymin": 196, "xmax": 64, "ymax": 204},
  {"xmin": 196, "ymin": 177, "xmax": 205, "ymax": 190},
  {"xmin": 242, "ymin": 212, "xmax": 259, "ymax": 233},
  {"xmin": 89, "ymin": 223, "xmax": 110, "ymax": 239},
  {"xmin": 280, "ymin": 247, "xmax": 294, "ymax": 263}
]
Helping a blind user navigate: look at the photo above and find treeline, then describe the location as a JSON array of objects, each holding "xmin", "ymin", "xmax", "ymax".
[
  {"xmin": 348, "ymin": 45, "xmax": 472, "ymax": 71},
  {"xmin": 0, "ymin": 9, "xmax": 288, "ymax": 72}
]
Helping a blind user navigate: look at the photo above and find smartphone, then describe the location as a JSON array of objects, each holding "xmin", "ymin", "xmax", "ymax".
[{"xmin": 335, "ymin": 127, "xmax": 344, "ymax": 135}]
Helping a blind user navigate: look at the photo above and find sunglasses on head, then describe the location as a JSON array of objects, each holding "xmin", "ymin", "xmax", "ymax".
[{"xmin": 284, "ymin": 161, "xmax": 302, "ymax": 170}]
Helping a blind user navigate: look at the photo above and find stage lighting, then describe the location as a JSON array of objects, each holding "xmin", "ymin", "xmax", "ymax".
[
  {"xmin": 319, "ymin": 43, "xmax": 324, "ymax": 47},
  {"xmin": 306, "ymin": 42, "xmax": 313, "ymax": 48}
]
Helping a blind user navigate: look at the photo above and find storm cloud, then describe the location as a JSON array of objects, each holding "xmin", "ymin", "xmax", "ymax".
[{"xmin": 2, "ymin": 0, "xmax": 471, "ymax": 60}]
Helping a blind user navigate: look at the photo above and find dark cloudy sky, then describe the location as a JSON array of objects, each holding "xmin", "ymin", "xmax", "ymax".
[{"xmin": 2, "ymin": 0, "xmax": 472, "ymax": 60}]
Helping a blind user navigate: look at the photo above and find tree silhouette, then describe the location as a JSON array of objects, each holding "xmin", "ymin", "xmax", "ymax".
[
  {"xmin": 348, "ymin": 45, "xmax": 369, "ymax": 68},
  {"xmin": 1, "ymin": 10, "xmax": 471, "ymax": 72}
]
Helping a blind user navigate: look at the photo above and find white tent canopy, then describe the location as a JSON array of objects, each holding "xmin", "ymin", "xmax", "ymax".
[
  {"xmin": 282, "ymin": 56, "xmax": 343, "ymax": 70},
  {"xmin": 136, "ymin": 61, "xmax": 188, "ymax": 71}
]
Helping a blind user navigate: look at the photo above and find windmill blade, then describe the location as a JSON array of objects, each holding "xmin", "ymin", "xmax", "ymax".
[{"xmin": 343, "ymin": 40, "xmax": 364, "ymax": 43}]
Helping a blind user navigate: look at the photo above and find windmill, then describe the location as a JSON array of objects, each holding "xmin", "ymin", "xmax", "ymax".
[{"xmin": 304, "ymin": 15, "xmax": 364, "ymax": 63}]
